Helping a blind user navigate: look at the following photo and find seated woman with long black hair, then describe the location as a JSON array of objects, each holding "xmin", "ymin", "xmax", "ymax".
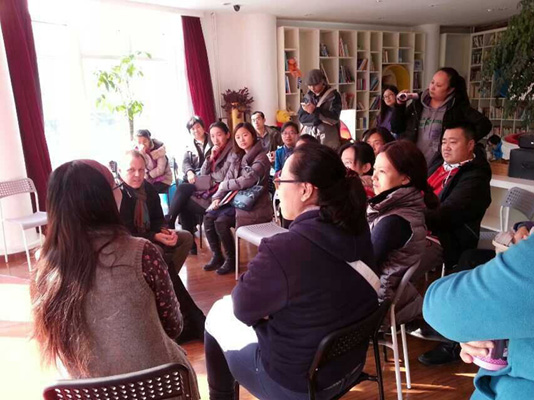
[
  {"xmin": 203, "ymin": 122, "xmax": 273, "ymax": 275},
  {"xmin": 167, "ymin": 121, "xmax": 234, "ymax": 254},
  {"xmin": 204, "ymin": 143, "xmax": 379, "ymax": 400},
  {"xmin": 30, "ymin": 160, "xmax": 199, "ymax": 398}
]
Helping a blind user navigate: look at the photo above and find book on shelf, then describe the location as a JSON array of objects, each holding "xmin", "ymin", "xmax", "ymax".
[
  {"xmin": 356, "ymin": 78, "xmax": 366, "ymax": 90},
  {"xmin": 382, "ymin": 50, "xmax": 389, "ymax": 63},
  {"xmin": 470, "ymin": 68, "xmax": 482, "ymax": 81},
  {"xmin": 472, "ymin": 35, "xmax": 483, "ymax": 48},
  {"xmin": 357, "ymin": 117, "xmax": 368, "ymax": 130},
  {"xmin": 356, "ymin": 101, "xmax": 365, "ymax": 111},
  {"xmin": 339, "ymin": 66, "xmax": 354, "ymax": 84},
  {"xmin": 471, "ymin": 51, "xmax": 482, "ymax": 65},
  {"xmin": 414, "ymin": 59, "xmax": 423, "ymax": 71},
  {"xmin": 369, "ymin": 95, "xmax": 380, "ymax": 110},
  {"xmin": 341, "ymin": 92, "xmax": 355, "ymax": 109},
  {"xmin": 357, "ymin": 58, "xmax": 368, "ymax": 71},
  {"xmin": 413, "ymin": 72, "xmax": 422, "ymax": 90},
  {"xmin": 339, "ymin": 37, "xmax": 350, "ymax": 57},
  {"xmin": 369, "ymin": 76, "xmax": 379, "ymax": 91},
  {"xmin": 320, "ymin": 62, "xmax": 330, "ymax": 84},
  {"xmin": 285, "ymin": 76, "xmax": 290, "ymax": 94},
  {"xmin": 320, "ymin": 43, "xmax": 330, "ymax": 57},
  {"xmin": 369, "ymin": 58, "xmax": 376, "ymax": 71}
]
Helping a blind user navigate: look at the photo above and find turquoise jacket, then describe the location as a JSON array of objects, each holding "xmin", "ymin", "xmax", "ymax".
[{"xmin": 423, "ymin": 235, "xmax": 534, "ymax": 400}]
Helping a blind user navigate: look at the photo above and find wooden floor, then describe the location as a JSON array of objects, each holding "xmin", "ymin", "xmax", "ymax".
[{"xmin": 0, "ymin": 238, "xmax": 478, "ymax": 400}]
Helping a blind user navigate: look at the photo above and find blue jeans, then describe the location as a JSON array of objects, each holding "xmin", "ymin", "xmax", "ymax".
[{"xmin": 205, "ymin": 297, "xmax": 362, "ymax": 400}]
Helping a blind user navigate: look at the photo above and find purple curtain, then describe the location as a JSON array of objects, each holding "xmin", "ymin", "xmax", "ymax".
[
  {"xmin": 182, "ymin": 16, "xmax": 217, "ymax": 127},
  {"xmin": 0, "ymin": 0, "xmax": 52, "ymax": 210}
]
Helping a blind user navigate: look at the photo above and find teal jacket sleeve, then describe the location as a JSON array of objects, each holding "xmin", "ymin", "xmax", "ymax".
[{"xmin": 423, "ymin": 235, "xmax": 534, "ymax": 342}]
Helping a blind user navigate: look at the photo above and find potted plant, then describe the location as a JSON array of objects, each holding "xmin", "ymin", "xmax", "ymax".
[
  {"xmin": 485, "ymin": 0, "xmax": 534, "ymax": 130},
  {"xmin": 95, "ymin": 51, "xmax": 152, "ymax": 141},
  {"xmin": 221, "ymin": 87, "xmax": 254, "ymax": 131}
]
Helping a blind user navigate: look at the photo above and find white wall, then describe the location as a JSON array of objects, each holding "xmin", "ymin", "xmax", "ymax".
[
  {"xmin": 417, "ymin": 24, "xmax": 441, "ymax": 87},
  {"xmin": 202, "ymin": 13, "xmax": 278, "ymax": 126},
  {"xmin": 0, "ymin": 25, "xmax": 39, "ymax": 256}
]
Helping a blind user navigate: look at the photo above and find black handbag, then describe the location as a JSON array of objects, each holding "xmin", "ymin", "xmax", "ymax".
[{"xmin": 232, "ymin": 178, "xmax": 264, "ymax": 211}]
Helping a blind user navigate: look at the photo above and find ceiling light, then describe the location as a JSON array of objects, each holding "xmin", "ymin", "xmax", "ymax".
[
  {"xmin": 487, "ymin": 8, "xmax": 493, "ymax": 12},
  {"xmin": 376, "ymin": 0, "xmax": 383, "ymax": 3},
  {"xmin": 223, "ymin": 2, "xmax": 231, "ymax": 5},
  {"xmin": 429, "ymin": 4, "xmax": 437, "ymax": 7}
]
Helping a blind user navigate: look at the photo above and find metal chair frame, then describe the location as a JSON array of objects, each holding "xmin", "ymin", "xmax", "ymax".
[
  {"xmin": 42, "ymin": 362, "xmax": 193, "ymax": 400},
  {"xmin": 0, "ymin": 178, "xmax": 47, "ymax": 271}
]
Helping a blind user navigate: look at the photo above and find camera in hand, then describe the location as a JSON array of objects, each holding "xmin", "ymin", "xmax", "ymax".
[
  {"xmin": 473, "ymin": 339, "xmax": 509, "ymax": 371},
  {"xmin": 397, "ymin": 92, "xmax": 419, "ymax": 102}
]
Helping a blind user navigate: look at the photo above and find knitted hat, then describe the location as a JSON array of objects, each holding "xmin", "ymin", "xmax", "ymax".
[{"xmin": 305, "ymin": 69, "xmax": 326, "ymax": 85}]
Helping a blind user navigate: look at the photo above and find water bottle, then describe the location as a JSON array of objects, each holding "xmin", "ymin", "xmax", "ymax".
[
  {"xmin": 472, "ymin": 339, "xmax": 509, "ymax": 371},
  {"xmin": 396, "ymin": 92, "xmax": 419, "ymax": 102}
]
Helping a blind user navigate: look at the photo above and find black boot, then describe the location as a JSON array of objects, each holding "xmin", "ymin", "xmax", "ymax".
[
  {"xmin": 190, "ymin": 240, "xmax": 198, "ymax": 255},
  {"xmin": 418, "ymin": 342, "xmax": 461, "ymax": 366},
  {"xmin": 216, "ymin": 220, "xmax": 235, "ymax": 276},
  {"xmin": 204, "ymin": 216, "xmax": 225, "ymax": 271}
]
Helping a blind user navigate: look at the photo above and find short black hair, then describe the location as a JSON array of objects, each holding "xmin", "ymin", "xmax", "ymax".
[
  {"xmin": 443, "ymin": 121, "xmax": 476, "ymax": 142},
  {"xmin": 297, "ymin": 134, "xmax": 319, "ymax": 144},
  {"xmin": 136, "ymin": 129, "xmax": 151, "ymax": 139},
  {"xmin": 362, "ymin": 127, "xmax": 395, "ymax": 144},
  {"xmin": 251, "ymin": 111, "xmax": 265, "ymax": 119},
  {"xmin": 281, "ymin": 121, "xmax": 299, "ymax": 133},
  {"xmin": 186, "ymin": 116, "xmax": 205, "ymax": 132}
]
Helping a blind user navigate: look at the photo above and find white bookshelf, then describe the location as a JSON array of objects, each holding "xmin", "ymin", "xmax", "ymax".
[
  {"xmin": 278, "ymin": 26, "xmax": 425, "ymax": 139},
  {"xmin": 468, "ymin": 27, "xmax": 526, "ymax": 138}
]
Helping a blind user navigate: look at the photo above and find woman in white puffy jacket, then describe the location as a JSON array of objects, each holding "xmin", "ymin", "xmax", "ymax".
[{"xmin": 135, "ymin": 129, "xmax": 173, "ymax": 193}]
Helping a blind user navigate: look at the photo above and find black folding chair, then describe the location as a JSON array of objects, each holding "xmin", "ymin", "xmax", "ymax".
[
  {"xmin": 43, "ymin": 362, "xmax": 193, "ymax": 400},
  {"xmin": 308, "ymin": 300, "xmax": 391, "ymax": 400}
]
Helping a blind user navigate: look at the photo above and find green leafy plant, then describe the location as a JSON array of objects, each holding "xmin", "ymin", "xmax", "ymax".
[
  {"xmin": 95, "ymin": 51, "xmax": 152, "ymax": 140},
  {"xmin": 485, "ymin": 0, "xmax": 534, "ymax": 129}
]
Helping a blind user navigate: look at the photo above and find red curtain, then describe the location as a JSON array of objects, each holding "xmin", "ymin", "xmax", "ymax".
[
  {"xmin": 182, "ymin": 16, "xmax": 217, "ymax": 127},
  {"xmin": 0, "ymin": 0, "xmax": 52, "ymax": 210}
]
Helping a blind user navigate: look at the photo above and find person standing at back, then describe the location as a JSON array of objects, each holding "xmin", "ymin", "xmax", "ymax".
[
  {"xmin": 391, "ymin": 67, "xmax": 491, "ymax": 166},
  {"xmin": 298, "ymin": 69, "xmax": 342, "ymax": 149}
]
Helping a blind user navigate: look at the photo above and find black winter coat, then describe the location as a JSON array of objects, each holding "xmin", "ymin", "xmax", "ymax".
[
  {"xmin": 426, "ymin": 155, "xmax": 492, "ymax": 268},
  {"xmin": 391, "ymin": 90, "xmax": 492, "ymax": 166}
]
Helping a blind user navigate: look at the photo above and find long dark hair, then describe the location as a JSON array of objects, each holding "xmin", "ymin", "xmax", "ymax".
[
  {"xmin": 290, "ymin": 143, "xmax": 368, "ymax": 234},
  {"xmin": 437, "ymin": 67, "xmax": 469, "ymax": 103},
  {"xmin": 339, "ymin": 141, "xmax": 376, "ymax": 176},
  {"xmin": 232, "ymin": 122, "xmax": 258, "ymax": 156},
  {"xmin": 362, "ymin": 127, "xmax": 395, "ymax": 144},
  {"xmin": 379, "ymin": 84, "xmax": 399, "ymax": 122},
  {"xmin": 31, "ymin": 160, "xmax": 127, "ymax": 375},
  {"xmin": 379, "ymin": 140, "xmax": 439, "ymax": 209}
]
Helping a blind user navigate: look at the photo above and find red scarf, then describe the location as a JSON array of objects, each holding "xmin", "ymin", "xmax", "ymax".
[{"xmin": 428, "ymin": 165, "xmax": 460, "ymax": 196}]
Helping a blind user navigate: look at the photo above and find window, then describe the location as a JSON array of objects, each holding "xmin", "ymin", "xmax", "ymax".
[{"xmin": 30, "ymin": 0, "xmax": 193, "ymax": 168}]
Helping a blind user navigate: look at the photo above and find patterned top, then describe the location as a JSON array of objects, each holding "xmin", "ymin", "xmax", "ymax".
[{"xmin": 141, "ymin": 242, "xmax": 182, "ymax": 339}]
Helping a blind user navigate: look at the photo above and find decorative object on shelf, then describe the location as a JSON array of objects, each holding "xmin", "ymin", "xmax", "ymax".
[
  {"xmin": 95, "ymin": 51, "xmax": 152, "ymax": 141},
  {"xmin": 287, "ymin": 57, "xmax": 302, "ymax": 79},
  {"xmin": 485, "ymin": 0, "xmax": 534, "ymax": 130},
  {"xmin": 221, "ymin": 87, "xmax": 254, "ymax": 131}
]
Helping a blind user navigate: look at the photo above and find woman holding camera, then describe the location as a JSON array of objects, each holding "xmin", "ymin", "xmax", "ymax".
[
  {"xmin": 203, "ymin": 122, "xmax": 272, "ymax": 275},
  {"xmin": 391, "ymin": 67, "xmax": 491, "ymax": 166}
]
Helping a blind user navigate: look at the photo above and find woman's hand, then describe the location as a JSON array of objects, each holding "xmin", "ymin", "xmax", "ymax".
[
  {"xmin": 396, "ymin": 89, "xmax": 409, "ymax": 105},
  {"xmin": 187, "ymin": 171, "xmax": 196, "ymax": 184},
  {"xmin": 513, "ymin": 226, "xmax": 530, "ymax": 244},
  {"xmin": 459, "ymin": 341, "xmax": 494, "ymax": 364},
  {"xmin": 302, "ymin": 103, "xmax": 316, "ymax": 114},
  {"xmin": 208, "ymin": 199, "xmax": 221, "ymax": 211}
]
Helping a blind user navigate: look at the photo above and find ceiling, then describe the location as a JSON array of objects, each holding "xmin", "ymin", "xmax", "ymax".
[{"xmin": 130, "ymin": 0, "xmax": 521, "ymax": 26}]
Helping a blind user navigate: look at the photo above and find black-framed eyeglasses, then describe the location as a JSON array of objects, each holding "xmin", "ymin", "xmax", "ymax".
[{"xmin": 273, "ymin": 178, "xmax": 302, "ymax": 190}]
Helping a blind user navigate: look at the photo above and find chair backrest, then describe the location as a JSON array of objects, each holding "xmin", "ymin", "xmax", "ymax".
[
  {"xmin": 308, "ymin": 300, "xmax": 391, "ymax": 384},
  {"xmin": 391, "ymin": 261, "xmax": 421, "ymax": 308},
  {"xmin": 42, "ymin": 363, "xmax": 192, "ymax": 400},
  {"xmin": 0, "ymin": 178, "xmax": 37, "ymax": 200},
  {"xmin": 500, "ymin": 187, "xmax": 534, "ymax": 231}
]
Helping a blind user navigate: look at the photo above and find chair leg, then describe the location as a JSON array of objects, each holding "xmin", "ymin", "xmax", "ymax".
[
  {"xmin": 382, "ymin": 343, "xmax": 389, "ymax": 362},
  {"xmin": 198, "ymin": 217, "xmax": 203, "ymax": 250},
  {"xmin": 441, "ymin": 263, "xmax": 446, "ymax": 278},
  {"xmin": 400, "ymin": 323, "xmax": 412, "ymax": 389},
  {"xmin": 235, "ymin": 236, "xmax": 240, "ymax": 281},
  {"xmin": 1, "ymin": 221, "xmax": 8, "ymax": 264},
  {"xmin": 21, "ymin": 229, "xmax": 32, "ymax": 272},
  {"xmin": 390, "ymin": 322, "xmax": 403, "ymax": 400},
  {"xmin": 373, "ymin": 338, "xmax": 386, "ymax": 400}
]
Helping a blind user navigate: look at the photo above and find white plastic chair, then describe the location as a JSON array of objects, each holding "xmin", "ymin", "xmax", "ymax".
[
  {"xmin": 234, "ymin": 222, "xmax": 288, "ymax": 280},
  {"xmin": 0, "ymin": 178, "xmax": 47, "ymax": 271},
  {"xmin": 379, "ymin": 261, "xmax": 421, "ymax": 400}
]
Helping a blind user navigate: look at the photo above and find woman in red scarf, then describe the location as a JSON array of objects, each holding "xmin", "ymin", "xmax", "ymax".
[{"xmin": 167, "ymin": 122, "xmax": 234, "ymax": 254}]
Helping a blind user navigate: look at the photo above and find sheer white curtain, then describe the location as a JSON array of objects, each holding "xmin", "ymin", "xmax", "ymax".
[{"xmin": 29, "ymin": 0, "xmax": 194, "ymax": 168}]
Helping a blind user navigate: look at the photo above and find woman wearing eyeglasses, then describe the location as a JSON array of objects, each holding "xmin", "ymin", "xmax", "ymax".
[
  {"xmin": 375, "ymin": 84, "xmax": 399, "ymax": 133},
  {"xmin": 204, "ymin": 143, "xmax": 379, "ymax": 400}
]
